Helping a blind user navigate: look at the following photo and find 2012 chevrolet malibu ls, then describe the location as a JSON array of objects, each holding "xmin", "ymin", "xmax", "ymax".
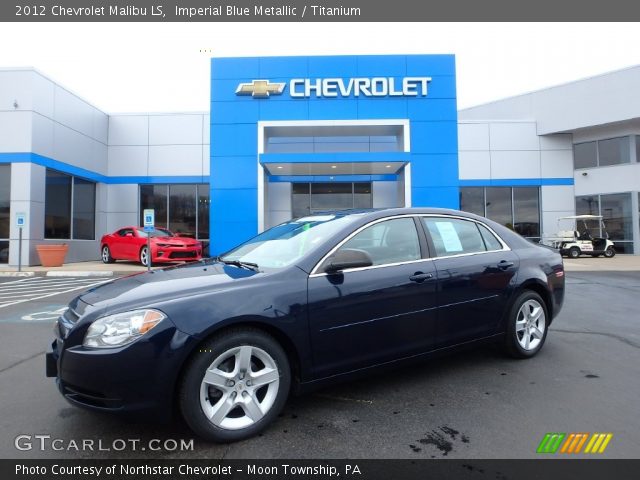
[{"xmin": 46, "ymin": 208, "xmax": 564, "ymax": 442}]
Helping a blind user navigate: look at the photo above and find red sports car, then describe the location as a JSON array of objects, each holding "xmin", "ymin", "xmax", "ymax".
[{"xmin": 100, "ymin": 226, "xmax": 203, "ymax": 266}]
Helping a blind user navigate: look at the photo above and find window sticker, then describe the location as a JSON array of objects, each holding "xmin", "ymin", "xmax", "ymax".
[{"xmin": 435, "ymin": 221, "xmax": 463, "ymax": 252}]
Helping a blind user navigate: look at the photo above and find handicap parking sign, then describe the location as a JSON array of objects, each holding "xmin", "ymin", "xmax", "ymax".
[
  {"xmin": 16, "ymin": 212, "xmax": 26, "ymax": 227},
  {"xmin": 143, "ymin": 209, "xmax": 155, "ymax": 232}
]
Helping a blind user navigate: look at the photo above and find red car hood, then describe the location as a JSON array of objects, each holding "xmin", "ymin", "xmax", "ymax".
[{"xmin": 152, "ymin": 236, "xmax": 200, "ymax": 246}]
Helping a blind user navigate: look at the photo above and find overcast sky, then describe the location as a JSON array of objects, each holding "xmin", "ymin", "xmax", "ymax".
[{"xmin": 1, "ymin": 22, "xmax": 639, "ymax": 113}]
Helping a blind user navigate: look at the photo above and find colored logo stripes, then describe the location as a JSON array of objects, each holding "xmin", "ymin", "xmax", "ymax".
[{"xmin": 537, "ymin": 432, "xmax": 613, "ymax": 454}]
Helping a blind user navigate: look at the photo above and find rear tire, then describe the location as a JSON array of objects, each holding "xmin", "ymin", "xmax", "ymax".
[
  {"xmin": 504, "ymin": 291, "xmax": 549, "ymax": 359},
  {"xmin": 604, "ymin": 247, "xmax": 615, "ymax": 258},
  {"xmin": 568, "ymin": 247, "xmax": 580, "ymax": 259},
  {"xmin": 179, "ymin": 328, "xmax": 291, "ymax": 442},
  {"xmin": 101, "ymin": 245, "xmax": 115, "ymax": 264}
]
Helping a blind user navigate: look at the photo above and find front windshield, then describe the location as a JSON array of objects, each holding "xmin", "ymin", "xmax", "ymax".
[
  {"xmin": 137, "ymin": 228, "xmax": 172, "ymax": 238},
  {"xmin": 221, "ymin": 214, "xmax": 361, "ymax": 269}
]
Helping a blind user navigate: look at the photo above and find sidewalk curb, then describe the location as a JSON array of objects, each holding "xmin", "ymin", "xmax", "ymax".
[
  {"xmin": 45, "ymin": 271, "xmax": 114, "ymax": 277},
  {"xmin": 0, "ymin": 271, "xmax": 35, "ymax": 277}
]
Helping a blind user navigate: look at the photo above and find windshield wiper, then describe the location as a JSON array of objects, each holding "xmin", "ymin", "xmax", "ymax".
[{"xmin": 217, "ymin": 258, "xmax": 260, "ymax": 271}]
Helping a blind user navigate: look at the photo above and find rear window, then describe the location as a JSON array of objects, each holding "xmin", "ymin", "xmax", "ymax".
[{"xmin": 423, "ymin": 218, "xmax": 488, "ymax": 257}]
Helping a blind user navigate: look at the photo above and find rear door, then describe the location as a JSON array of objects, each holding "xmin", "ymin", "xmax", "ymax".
[
  {"xmin": 307, "ymin": 216, "xmax": 439, "ymax": 378},
  {"xmin": 420, "ymin": 216, "xmax": 519, "ymax": 347}
]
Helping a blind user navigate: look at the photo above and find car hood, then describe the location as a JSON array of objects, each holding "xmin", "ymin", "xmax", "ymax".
[
  {"xmin": 152, "ymin": 236, "xmax": 199, "ymax": 245},
  {"xmin": 78, "ymin": 261, "xmax": 259, "ymax": 310}
]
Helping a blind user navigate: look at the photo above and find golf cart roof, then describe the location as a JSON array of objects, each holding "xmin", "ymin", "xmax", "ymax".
[{"xmin": 559, "ymin": 215, "xmax": 603, "ymax": 220}]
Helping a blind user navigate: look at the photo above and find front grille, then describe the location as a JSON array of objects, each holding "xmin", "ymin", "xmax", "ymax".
[
  {"xmin": 169, "ymin": 251, "xmax": 198, "ymax": 259},
  {"xmin": 63, "ymin": 384, "xmax": 122, "ymax": 409}
]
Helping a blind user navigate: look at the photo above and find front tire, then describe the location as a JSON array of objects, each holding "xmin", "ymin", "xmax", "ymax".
[
  {"xmin": 604, "ymin": 247, "xmax": 615, "ymax": 258},
  {"xmin": 568, "ymin": 247, "xmax": 580, "ymax": 259},
  {"xmin": 504, "ymin": 291, "xmax": 548, "ymax": 359},
  {"xmin": 179, "ymin": 328, "xmax": 291, "ymax": 442},
  {"xmin": 140, "ymin": 246, "xmax": 153, "ymax": 267},
  {"xmin": 101, "ymin": 245, "xmax": 115, "ymax": 264}
]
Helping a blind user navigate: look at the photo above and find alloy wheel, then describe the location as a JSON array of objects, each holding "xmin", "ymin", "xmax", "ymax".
[
  {"xmin": 199, "ymin": 345, "xmax": 280, "ymax": 430},
  {"xmin": 515, "ymin": 299, "xmax": 546, "ymax": 351}
]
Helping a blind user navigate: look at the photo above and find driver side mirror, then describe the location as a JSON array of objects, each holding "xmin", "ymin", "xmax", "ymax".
[
  {"xmin": 125, "ymin": 232, "xmax": 134, "ymax": 237},
  {"xmin": 323, "ymin": 249, "xmax": 373, "ymax": 274}
]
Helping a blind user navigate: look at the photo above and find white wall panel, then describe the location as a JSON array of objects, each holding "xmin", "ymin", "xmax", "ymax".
[
  {"xmin": 106, "ymin": 184, "xmax": 139, "ymax": 214},
  {"xmin": 490, "ymin": 151, "xmax": 541, "ymax": 179},
  {"xmin": 458, "ymin": 123, "xmax": 490, "ymax": 151},
  {"xmin": 107, "ymin": 212, "xmax": 138, "ymax": 233},
  {"xmin": 0, "ymin": 70, "xmax": 34, "ymax": 111},
  {"xmin": 489, "ymin": 123, "xmax": 539, "ymax": 151},
  {"xmin": 31, "ymin": 113, "xmax": 54, "ymax": 158},
  {"xmin": 574, "ymin": 164, "xmax": 640, "ymax": 196},
  {"xmin": 541, "ymin": 185, "xmax": 575, "ymax": 212},
  {"xmin": 108, "ymin": 115, "xmax": 149, "ymax": 146},
  {"xmin": 539, "ymin": 134, "xmax": 572, "ymax": 151},
  {"xmin": 149, "ymin": 114, "xmax": 204, "ymax": 145},
  {"xmin": 108, "ymin": 146, "xmax": 148, "ymax": 176},
  {"xmin": 0, "ymin": 111, "xmax": 32, "ymax": 152},
  {"xmin": 540, "ymin": 150, "xmax": 574, "ymax": 178},
  {"xmin": 148, "ymin": 145, "xmax": 203, "ymax": 176},
  {"xmin": 53, "ymin": 85, "xmax": 95, "ymax": 139},
  {"xmin": 458, "ymin": 151, "xmax": 491, "ymax": 179},
  {"xmin": 31, "ymin": 71, "xmax": 55, "ymax": 118}
]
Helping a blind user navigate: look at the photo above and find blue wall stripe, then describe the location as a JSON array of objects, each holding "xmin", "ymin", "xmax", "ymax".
[
  {"xmin": 260, "ymin": 152, "xmax": 411, "ymax": 164},
  {"xmin": 0, "ymin": 152, "xmax": 207, "ymax": 184},
  {"xmin": 459, "ymin": 178, "xmax": 574, "ymax": 187},
  {"xmin": 268, "ymin": 174, "xmax": 398, "ymax": 183}
]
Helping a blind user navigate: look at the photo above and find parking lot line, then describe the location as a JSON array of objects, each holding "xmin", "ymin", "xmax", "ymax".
[{"xmin": 0, "ymin": 277, "xmax": 111, "ymax": 309}]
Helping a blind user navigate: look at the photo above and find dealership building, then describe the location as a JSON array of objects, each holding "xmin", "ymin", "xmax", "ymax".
[{"xmin": 0, "ymin": 55, "xmax": 639, "ymax": 265}]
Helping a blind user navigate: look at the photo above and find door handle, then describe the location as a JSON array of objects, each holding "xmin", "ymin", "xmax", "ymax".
[
  {"xmin": 410, "ymin": 272, "xmax": 434, "ymax": 283},
  {"xmin": 497, "ymin": 260, "xmax": 514, "ymax": 270}
]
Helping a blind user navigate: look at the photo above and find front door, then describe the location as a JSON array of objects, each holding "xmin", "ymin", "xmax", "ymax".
[{"xmin": 307, "ymin": 217, "xmax": 438, "ymax": 379}]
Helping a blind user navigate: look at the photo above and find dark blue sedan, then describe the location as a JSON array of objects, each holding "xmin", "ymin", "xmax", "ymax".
[{"xmin": 47, "ymin": 208, "xmax": 564, "ymax": 442}]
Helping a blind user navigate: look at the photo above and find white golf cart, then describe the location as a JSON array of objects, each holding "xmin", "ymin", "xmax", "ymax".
[{"xmin": 543, "ymin": 215, "xmax": 616, "ymax": 259}]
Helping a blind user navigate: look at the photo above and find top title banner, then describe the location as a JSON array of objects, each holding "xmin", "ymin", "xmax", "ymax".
[{"xmin": 3, "ymin": 0, "xmax": 640, "ymax": 21}]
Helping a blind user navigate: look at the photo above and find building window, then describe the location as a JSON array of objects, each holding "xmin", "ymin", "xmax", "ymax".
[
  {"xmin": 72, "ymin": 178, "xmax": 96, "ymax": 240},
  {"xmin": 485, "ymin": 187, "xmax": 513, "ymax": 229},
  {"xmin": 139, "ymin": 184, "xmax": 210, "ymax": 242},
  {"xmin": 459, "ymin": 187, "xmax": 484, "ymax": 217},
  {"xmin": 460, "ymin": 186, "xmax": 541, "ymax": 240},
  {"xmin": 574, "ymin": 136, "xmax": 631, "ymax": 169},
  {"xmin": 44, "ymin": 170, "xmax": 96, "ymax": 240},
  {"xmin": 291, "ymin": 182, "xmax": 373, "ymax": 218},
  {"xmin": 575, "ymin": 193, "xmax": 634, "ymax": 254},
  {"xmin": 573, "ymin": 142, "xmax": 597, "ymax": 169},
  {"xmin": 0, "ymin": 165, "xmax": 10, "ymax": 263}
]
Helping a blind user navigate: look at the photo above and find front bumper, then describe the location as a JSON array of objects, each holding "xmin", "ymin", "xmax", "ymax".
[
  {"xmin": 46, "ymin": 316, "xmax": 197, "ymax": 420},
  {"xmin": 153, "ymin": 246, "xmax": 202, "ymax": 263}
]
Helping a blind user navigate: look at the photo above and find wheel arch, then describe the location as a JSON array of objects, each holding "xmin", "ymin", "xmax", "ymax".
[
  {"xmin": 515, "ymin": 279, "xmax": 554, "ymax": 324},
  {"xmin": 171, "ymin": 318, "xmax": 303, "ymax": 415}
]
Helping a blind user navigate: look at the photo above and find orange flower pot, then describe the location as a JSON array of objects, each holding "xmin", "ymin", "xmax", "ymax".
[{"xmin": 36, "ymin": 244, "xmax": 69, "ymax": 267}]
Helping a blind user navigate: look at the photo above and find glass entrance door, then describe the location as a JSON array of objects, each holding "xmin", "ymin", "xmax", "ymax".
[{"xmin": 292, "ymin": 182, "xmax": 372, "ymax": 218}]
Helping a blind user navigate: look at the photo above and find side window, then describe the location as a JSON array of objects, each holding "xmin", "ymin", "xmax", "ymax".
[
  {"xmin": 339, "ymin": 218, "xmax": 421, "ymax": 266},
  {"xmin": 423, "ymin": 218, "xmax": 487, "ymax": 257},
  {"xmin": 477, "ymin": 224, "xmax": 503, "ymax": 251}
]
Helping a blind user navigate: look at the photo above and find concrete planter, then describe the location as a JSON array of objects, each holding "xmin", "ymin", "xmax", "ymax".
[{"xmin": 36, "ymin": 244, "xmax": 69, "ymax": 267}]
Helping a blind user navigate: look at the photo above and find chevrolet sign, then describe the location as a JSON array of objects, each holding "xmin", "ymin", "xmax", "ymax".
[{"xmin": 235, "ymin": 77, "xmax": 432, "ymax": 98}]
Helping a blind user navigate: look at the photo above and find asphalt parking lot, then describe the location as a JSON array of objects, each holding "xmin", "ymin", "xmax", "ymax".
[{"xmin": 0, "ymin": 266, "xmax": 638, "ymax": 459}]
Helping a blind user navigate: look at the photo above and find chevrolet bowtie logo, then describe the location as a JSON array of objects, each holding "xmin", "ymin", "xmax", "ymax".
[{"xmin": 235, "ymin": 80, "xmax": 286, "ymax": 98}]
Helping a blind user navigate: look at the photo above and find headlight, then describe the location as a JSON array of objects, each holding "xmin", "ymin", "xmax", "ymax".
[{"xmin": 83, "ymin": 309, "xmax": 165, "ymax": 348}]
